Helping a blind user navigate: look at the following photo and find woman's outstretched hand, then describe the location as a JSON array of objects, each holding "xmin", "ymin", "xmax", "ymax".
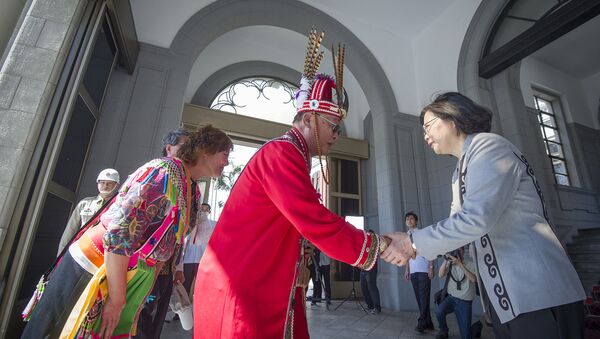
[{"xmin": 380, "ymin": 232, "xmax": 416, "ymax": 267}]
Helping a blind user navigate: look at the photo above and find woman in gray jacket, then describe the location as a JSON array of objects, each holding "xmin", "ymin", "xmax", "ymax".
[{"xmin": 382, "ymin": 92, "xmax": 585, "ymax": 339}]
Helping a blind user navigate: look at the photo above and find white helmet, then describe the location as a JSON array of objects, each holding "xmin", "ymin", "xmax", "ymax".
[{"xmin": 97, "ymin": 168, "xmax": 120, "ymax": 184}]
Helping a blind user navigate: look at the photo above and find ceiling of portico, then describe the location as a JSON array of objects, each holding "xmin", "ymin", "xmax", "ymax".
[
  {"xmin": 129, "ymin": 0, "xmax": 482, "ymax": 119},
  {"xmin": 130, "ymin": 0, "xmax": 457, "ymax": 49}
]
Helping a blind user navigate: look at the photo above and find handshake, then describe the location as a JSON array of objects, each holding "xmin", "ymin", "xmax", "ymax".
[{"xmin": 378, "ymin": 232, "xmax": 418, "ymax": 267}]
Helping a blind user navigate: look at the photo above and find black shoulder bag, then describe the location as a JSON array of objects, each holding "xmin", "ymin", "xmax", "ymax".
[{"xmin": 434, "ymin": 262, "xmax": 452, "ymax": 305}]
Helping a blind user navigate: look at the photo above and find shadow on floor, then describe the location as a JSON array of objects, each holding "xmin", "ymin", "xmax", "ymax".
[{"xmin": 160, "ymin": 301, "xmax": 495, "ymax": 339}]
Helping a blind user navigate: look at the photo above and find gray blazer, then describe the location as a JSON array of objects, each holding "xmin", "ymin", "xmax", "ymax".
[{"xmin": 413, "ymin": 133, "xmax": 585, "ymax": 323}]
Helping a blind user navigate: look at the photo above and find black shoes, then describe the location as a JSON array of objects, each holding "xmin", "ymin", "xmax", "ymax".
[
  {"xmin": 414, "ymin": 323, "xmax": 434, "ymax": 333},
  {"xmin": 435, "ymin": 332, "xmax": 449, "ymax": 339}
]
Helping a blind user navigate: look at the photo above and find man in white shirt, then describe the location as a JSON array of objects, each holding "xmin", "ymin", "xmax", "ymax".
[
  {"xmin": 179, "ymin": 203, "xmax": 216, "ymax": 296},
  {"xmin": 435, "ymin": 246, "xmax": 477, "ymax": 339},
  {"xmin": 404, "ymin": 211, "xmax": 435, "ymax": 333}
]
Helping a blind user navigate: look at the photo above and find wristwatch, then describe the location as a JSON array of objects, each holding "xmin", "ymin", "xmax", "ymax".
[{"xmin": 379, "ymin": 235, "xmax": 391, "ymax": 253}]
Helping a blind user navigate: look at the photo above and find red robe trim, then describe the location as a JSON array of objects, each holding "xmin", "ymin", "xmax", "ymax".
[{"xmin": 194, "ymin": 128, "xmax": 377, "ymax": 338}]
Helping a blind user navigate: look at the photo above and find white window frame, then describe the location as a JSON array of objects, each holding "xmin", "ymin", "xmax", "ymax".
[{"xmin": 532, "ymin": 89, "xmax": 580, "ymax": 187}]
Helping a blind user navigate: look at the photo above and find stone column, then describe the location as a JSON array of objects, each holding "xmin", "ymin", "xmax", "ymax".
[{"xmin": 0, "ymin": 0, "xmax": 85, "ymax": 250}]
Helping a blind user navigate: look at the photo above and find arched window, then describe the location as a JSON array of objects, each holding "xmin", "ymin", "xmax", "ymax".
[
  {"xmin": 205, "ymin": 77, "xmax": 298, "ymax": 219},
  {"xmin": 210, "ymin": 77, "xmax": 298, "ymax": 125}
]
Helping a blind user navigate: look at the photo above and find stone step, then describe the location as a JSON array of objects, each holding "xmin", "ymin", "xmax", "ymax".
[
  {"xmin": 573, "ymin": 261, "xmax": 600, "ymax": 272},
  {"xmin": 575, "ymin": 266, "xmax": 600, "ymax": 277},
  {"xmin": 571, "ymin": 235, "xmax": 600, "ymax": 244},
  {"xmin": 578, "ymin": 272, "xmax": 600, "ymax": 283},
  {"xmin": 577, "ymin": 228, "xmax": 600, "ymax": 236},
  {"xmin": 582, "ymin": 281, "xmax": 598, "ymax": 294},
  {"xmin": 573, "ymin": 228, "xmax": 600, "ymax": 240},
  {"xmin": 569, "ymin": 253, "xmax": 600, "ymax": 261},
  {"xmin": 579, "ymin": 274, "xmax": 600, "ymax": 286},
  {"xmin": 567, "ymin": 243, "xmax": 600, "ymax": 253},
  {"xmin": 568, "ymin": 228, "xmax": 600, "ymax": 295}
]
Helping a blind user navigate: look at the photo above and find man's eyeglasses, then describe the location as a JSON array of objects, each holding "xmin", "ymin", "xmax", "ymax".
[
  {"xmin": 316, "ymin": 113, "xmax": 341, "ymax": 134},
  {"xmin": 422, "ymin": 116, "xmax": 440, "ymax": 136}
]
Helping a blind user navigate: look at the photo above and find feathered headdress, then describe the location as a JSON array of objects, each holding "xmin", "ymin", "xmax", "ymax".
[{"xmin": 295, "ymin": 28, "xmax": 349, "ymax": 120}]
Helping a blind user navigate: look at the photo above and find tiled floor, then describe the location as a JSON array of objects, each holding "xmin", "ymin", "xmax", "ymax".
[{"xmin": 160, "ymin": 301, "xmax": 495, "ymax": 338}]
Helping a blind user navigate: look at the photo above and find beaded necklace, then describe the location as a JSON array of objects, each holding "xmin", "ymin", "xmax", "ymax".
[
  {"xmin": 287, "ymin": 128, "xmax": 311, "ymax": 172},
  {"xmin": 310, "ymin": 113, "xmax": 330, "ymax": 185}
]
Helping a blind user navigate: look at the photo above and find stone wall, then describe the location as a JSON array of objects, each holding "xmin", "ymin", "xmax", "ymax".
[{"xmin": 0, "ymin": 0, "xmax": 84, "ymax": 251}]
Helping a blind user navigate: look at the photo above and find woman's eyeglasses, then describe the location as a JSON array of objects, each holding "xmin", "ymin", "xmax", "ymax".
[{"xmin": 422, "ymin": 117, "xmax": 440, "ymax": 136}]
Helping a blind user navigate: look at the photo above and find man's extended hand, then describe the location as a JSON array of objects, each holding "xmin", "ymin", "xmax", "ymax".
[{"xmin": 380, "ymin": 232, "xmax": 415, "ymax": 267}]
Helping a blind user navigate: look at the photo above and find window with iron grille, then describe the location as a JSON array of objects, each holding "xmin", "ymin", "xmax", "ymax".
[
  {"xmin": 210, "ymin": 77, "xmax": 298, "ymax": 125},
  {"xmin": 533, "ymin": 95, "xmax": 570, "ymax": 186}
]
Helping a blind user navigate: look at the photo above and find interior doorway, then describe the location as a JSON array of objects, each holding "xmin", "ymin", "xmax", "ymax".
[
  {"xmin": 182, "ymin": 103, "xmax": 369, "ymax": 301},
  {"xmin": 206, "ymin": 142, "xmax": 260, "ymax": 221}
]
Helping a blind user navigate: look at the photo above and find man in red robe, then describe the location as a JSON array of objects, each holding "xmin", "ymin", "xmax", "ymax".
[{"xmin": 194, "ymin": 31, "xmax": 396, "ymax": 339}]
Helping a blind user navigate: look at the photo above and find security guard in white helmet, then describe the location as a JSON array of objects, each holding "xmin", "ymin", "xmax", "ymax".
[{"xmin": 56, "ymin": 168, "xmax": 120, "ymax": 255}]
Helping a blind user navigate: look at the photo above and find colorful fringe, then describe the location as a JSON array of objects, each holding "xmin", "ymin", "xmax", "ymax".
[
  {"xmin": 133, "ymin": 158, "xmax": 191, "ymax": 246},
  {"xmin": 60, "ymin": 260, "xmax": 156, "ymax": 339}
]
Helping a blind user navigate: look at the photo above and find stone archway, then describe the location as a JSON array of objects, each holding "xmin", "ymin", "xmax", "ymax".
[
  {"xmin": 170, "ymin": 0, "xmax": 397, "ymax": 115},
  {"xmin": 167, "ymin": 0, "xmax": 404, "ymax": 253},
  {"xmin": 165, "ymin": 0, "xmax": 406, "ymax": 309},
  {"xmin": 457, "ymin": 0, "xmax": 506, "ymax": 110}
]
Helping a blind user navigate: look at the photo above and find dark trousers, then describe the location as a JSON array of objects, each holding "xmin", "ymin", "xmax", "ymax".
[
  {"xmin": 360, "ymin": 268, "xmax": 381, "ymax": 310},
  {"xmin": 133, "ymin": 274, "xmax": 173, "ymax": 339},
  {"xmin": 21, "ymin": 252, "xmax": 92, "ymax": 339},
  {"xmin": 489, "ymin": 299, "xmax": 584, "ymax": 339},
  {"xmin": 411, "ymin": 272, "xmax": 433, "ymax": 328},
  {"xmin": 306, "ymin": 263, "xmax": 317, "ymax": 300},
  {"xmin": 435, "ymin": 295, "xmax": 472, "ymax": 339},
  {"xmin": 313, "ymin": 265, "xmax": 331, "ymax": 302},
  {"xmin": 480, "ymin": 285, "xmax": 584, "ymax": 339},
  {"xmin": 183, "ymin": 263, "xmax": 199, "ymax": 296}
]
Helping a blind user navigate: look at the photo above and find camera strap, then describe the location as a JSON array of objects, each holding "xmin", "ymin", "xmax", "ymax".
[{"xmin": 449, "ymin": 267, "xmax": 466, "ymax": 290}]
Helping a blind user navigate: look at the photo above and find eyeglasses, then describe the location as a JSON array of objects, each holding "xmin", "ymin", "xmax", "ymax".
[
  {"xmin": 315, "ymin": 113, "xmax": 341, "ymax": 134},
  {"xmin": 422, "ymin": 116, "xmax": 440, "ymax": 136}
]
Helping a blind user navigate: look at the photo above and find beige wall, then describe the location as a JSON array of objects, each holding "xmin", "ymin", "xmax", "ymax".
[{"xmin": 0, "ymin": 0, "xmax": 27, "ymax": 57}]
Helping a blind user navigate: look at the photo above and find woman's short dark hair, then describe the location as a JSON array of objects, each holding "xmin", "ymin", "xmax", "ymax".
[
  {"xmin": 178, "ymin": 125, "xmax": 233, "ymax": 166},
  {"xmin": 161, "ymin": 127, "xmax": 192, "ymax": 157},
  {"xmin": 420, "ymin": 92, "xmax": 492, "ymax": 134}
]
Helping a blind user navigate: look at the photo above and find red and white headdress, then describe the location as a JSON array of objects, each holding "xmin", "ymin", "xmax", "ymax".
[{"xmin": 295, "ymin": 29, "xmax": 348, "ymax": 120}]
